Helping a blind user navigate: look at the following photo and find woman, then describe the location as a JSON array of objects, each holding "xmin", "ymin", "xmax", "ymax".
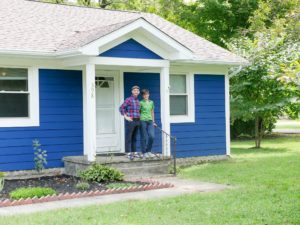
[{"xmin": 139, "ymin": 89, "xmax": 157, "ymax": 158}]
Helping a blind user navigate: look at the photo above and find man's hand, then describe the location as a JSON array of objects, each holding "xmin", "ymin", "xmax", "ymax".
[
  {"xmin": 153, "ymin": 122, "xmax": 157, "ymax": 127},
  {"xmin": 124, "ymin": 115, "xmax": 133, "ymax": 122}
]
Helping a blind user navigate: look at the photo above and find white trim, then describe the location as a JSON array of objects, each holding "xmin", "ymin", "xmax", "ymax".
[
  {"xmin": 82, "ymin": 64, "xmax": 97, "ymax": 161},
  {"xmin": 0, "ymin": 67, "xmax": 40, "ymax": 127},
  {"xmin": 225, "ymin": 74, "xmax": 231, "ymax": 156},
  {"xmin": 119, "ymin": 70, "xmax": 125, "ymax": 153},
  {"xmin": 169, "ymin": 72, "xmax": 195, "ymax": 123},
  {"xmin": 63, "ymin": 56, "xmax": 169, "ymax": 68},
  {"xmin": 160, "ymin": 67, "xmax": 171, "ymax": 157},
  {"xmin": 80, "ymin": 18, "xmax": 193, "ymax": 59}
]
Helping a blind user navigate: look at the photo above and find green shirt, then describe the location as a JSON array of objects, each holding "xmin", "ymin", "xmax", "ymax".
[{"xmin": 140, "ymin": 100, "xmax": 154, "ymax": 121}]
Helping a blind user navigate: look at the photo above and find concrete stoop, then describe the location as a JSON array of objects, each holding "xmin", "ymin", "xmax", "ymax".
[{"xmin": 63, "ymin": 155, "xmax": 172, "ymax": 178}]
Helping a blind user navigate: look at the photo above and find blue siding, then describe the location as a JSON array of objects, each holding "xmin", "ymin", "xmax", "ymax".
[
  {"xmin": 100, "ymin": 39, "xmax": 163, "ymax": 59},
  {"xmin": 171, "ymin": 75, "xmax": 226, "ymax": 157},
  {"xmin": 0, "ymin": 69, "xmax": 83, "ymax": 171},
  {"xmin": 123, "ymin": 72, "xmax": 162, "ymax": 153}
]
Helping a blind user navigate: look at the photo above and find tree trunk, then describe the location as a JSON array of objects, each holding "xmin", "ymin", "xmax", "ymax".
[{"xmin": 254, "ymin": 116, "xmax": 264, "ymax": 148}]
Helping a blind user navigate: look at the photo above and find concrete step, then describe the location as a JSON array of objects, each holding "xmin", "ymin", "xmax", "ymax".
[{"xmin": 63, "ymin": 155, "xmax": 172, "ymax": 178}]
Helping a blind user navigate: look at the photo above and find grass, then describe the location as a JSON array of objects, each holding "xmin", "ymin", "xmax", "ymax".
[
  {"xmin": 1, "ymin": 135, "xmax": 300, "ymax": 225},
  {"xmin": 275, "ymin": 124, "xmax": 300, "ymax": 129},
  {"xmin": 275, "ymin": 119, "xmax": 300, "ymax": 130},
  {"xmin": 106, "ymin": 182, "xmax": 138, "ymax": 189}
]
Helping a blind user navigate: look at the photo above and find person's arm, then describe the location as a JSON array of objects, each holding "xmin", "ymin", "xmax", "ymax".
[
  {"xmin": 151, "ymin": 101, "xmax": 157, "ymax": 126},
  {"xmin": 119, "ymin": 98, "xmax": 132, "ymax": 121}
]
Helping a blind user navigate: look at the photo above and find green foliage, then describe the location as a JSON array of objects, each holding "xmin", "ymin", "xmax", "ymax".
[
  {"xmin": 9, "ymin": 187, "xmax": 56, "ymax": 200},
  {"xmin": 75, "ymin": 182, "xmax": 90, "ymax": 191},
  {"xmin": 79, "ymin": 163, "xmax": 124, "ymax": 183},
  {"xmin": 106, "ymin": 182, "xmax": 137, "ymax": 189},
  {"xmin": 230, "ymin": 119, "xmax": 274, "ymax": 139},
  {"xmin": 228, "ymin": 0, "xmax": 300, "ymax": 147},
  {"xmin": 33, "ymin": 139, "xmax": 48, "ymax": 173},
  {"xmin": 0, "ymin": 172, "xmax": 4, "ymax": 193}
]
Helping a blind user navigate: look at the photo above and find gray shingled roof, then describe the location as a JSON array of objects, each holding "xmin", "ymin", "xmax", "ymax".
[{"xmin": 0, "ymin": 0, "xmax": 247, "ymax": 64}]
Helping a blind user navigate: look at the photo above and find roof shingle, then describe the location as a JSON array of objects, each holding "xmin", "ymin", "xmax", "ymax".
[{"xmin": 0, "ymin": 0, "xmax": 247, "ymax": 64}]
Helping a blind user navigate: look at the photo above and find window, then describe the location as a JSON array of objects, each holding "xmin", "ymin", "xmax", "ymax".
[
  {"xmin": 0, "ymin": 67, "xmax": 39, "ymax": 127},
  {"xmin": 169, "ymin": 73, "xmax": 195, "ymax": 123},
  {"xmin": 0, "ymin": 68, "xmax": 29, "ymax": 117}
]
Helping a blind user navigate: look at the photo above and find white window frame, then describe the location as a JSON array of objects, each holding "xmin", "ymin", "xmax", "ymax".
[
  {"xmin": 0, "ymin": 66, "xmax": 40, "ymax": 127},
  {"xmin": 170, "ymin": 72, "xmax": 195, "ymax": 123}
]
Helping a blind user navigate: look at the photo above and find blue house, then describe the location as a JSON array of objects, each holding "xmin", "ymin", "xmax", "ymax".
[{"xmin": 0, "ymin": 0, "xmax": 247, "ymax": 171}]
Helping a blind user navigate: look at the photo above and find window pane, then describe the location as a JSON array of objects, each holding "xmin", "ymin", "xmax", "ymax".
[
  {"xmin": 0, "ymin": 68, "xmax": 28, "ymax": 91},
  {"xmin": 170, "ymin": 95, "xmax": 187, "ymax": 115},
  {"xmin": 0, "ymin": 80, "xmax": 28, "ymax": 91},
  {"xmin": 170, "ymin": 75, "xmax": 186, "ymax": 94},
  {"xmin": 0, "ymin": 94, "xmax": 29, "ymax": 117}
]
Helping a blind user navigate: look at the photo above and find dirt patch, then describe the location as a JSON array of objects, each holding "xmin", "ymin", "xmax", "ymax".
[{"xmin": 0, "ymin": 175, "xmax": 146, "ymax": 200}]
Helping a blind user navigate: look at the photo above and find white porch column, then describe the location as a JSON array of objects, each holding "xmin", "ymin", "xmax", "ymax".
[
  {"xmin": 82, "ymin": 64, "xmax": 97, "ymax": 161},
  {"xmin": 160, "ymin": 66, "xmax": 171, "ymax": 157}
]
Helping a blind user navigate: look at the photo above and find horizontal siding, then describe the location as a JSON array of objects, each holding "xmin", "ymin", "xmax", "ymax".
[
  {"xmin": 124, "ymin": 72, "xmax": 162, "ymax": 153},
  {"xmin": 100, "ymin": 39, "xmax": 163, "ymax": 59},
  {"xmin": 171, "ymin": 75, "xmax": 226, "ymax": 157},
  {"xmin": 0, "ymin": 69, "xmax": 83, "ymax": 171}
]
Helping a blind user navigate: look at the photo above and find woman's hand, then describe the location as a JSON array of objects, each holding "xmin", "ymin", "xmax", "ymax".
[
  {"xmin": 124, "ymin": 115, "xmax": 133, "ymax": 122},
  {"xmin": 153, "ymin": 121, "xmax": 157, "ymax": 127}
]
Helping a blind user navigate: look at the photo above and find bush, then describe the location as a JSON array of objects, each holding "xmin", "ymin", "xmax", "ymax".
[
  {"xmin": 230, "ymin": 119, "xmax": 275, "ymax": 139},
  {"xmin": 79, "ymin": 163, "xmax": 124, "ymax": 183},
  {"xmin": 75, "ymin": 182, "xmax": 90, "ymax": 191},
  {"xmin": 0, "ymin": 172, "xmax": 4, "ymax": 192},
  {"xmin": 9, "ymin": 187, "xmax": 56, "ymax": 200}
]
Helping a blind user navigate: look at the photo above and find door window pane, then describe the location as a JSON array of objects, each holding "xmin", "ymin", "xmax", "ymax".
[
  {"xmin": 170, "ymin": 75, "xmax": 186, "ymax": 94},
  {"xmin": 170, "ymin": 95, "xmax": 187, "ymax": 115},
  {"xmin": 0, "ymin": 94, "xmax": 29, "ymax": 117}
]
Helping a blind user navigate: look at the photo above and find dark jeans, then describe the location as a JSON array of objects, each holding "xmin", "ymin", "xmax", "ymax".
[
  {"xmin": 125, "ymin": 119, "xmax": 140, "ymax": 153},
  {"xmin": 140, "ymin": 120, "xmax": 155, "ymax": 154}
]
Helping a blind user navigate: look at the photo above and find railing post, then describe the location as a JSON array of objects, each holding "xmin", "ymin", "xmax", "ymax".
[{"xmin": 173, "ymin": 137, "xmax": 177, "ymax": 176}]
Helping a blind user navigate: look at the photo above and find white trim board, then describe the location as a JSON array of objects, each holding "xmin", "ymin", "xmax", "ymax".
[{"xmin": 79, "ymin": 18, "xmax": 194, "ymax": 60}]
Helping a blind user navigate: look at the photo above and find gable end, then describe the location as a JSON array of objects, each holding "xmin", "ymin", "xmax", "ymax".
[{"xmin": 99, "ymin": 39, "xmax": 163, "ymax": 59}]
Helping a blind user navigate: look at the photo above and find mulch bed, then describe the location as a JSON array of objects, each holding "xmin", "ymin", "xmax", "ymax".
[
  {"xmin": 0, "ymin": 175, "xmax": 146, "ymax": 201},
  {"xmin": 0, "ymin": 175, "xmax": 174, "ymax": 207}
]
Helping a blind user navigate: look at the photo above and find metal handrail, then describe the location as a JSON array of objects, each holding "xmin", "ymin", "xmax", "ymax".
[{"xmin": 155, "ymin": 125, "xmax": 177, "ymax": 176}]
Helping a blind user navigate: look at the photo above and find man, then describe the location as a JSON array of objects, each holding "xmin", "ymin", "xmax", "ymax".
[{"xmin": 119, "ymin": 85, "xmax": 141, "ymax": 160}]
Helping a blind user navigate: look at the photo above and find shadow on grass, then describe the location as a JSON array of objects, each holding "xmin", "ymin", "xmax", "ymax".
[{"xmin": 232, "ymin": 147, "xmax": 288, "ymax": 155}]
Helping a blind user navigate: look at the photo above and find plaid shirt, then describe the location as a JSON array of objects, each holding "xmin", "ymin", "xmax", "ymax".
[{"xmin": 119, "ymin": 96, "xmax": 140, "ymax": 118}]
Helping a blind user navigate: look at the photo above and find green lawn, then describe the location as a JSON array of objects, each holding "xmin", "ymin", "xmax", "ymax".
[{"xmin": 1, "ymin": 135, "xmax": 300, "ymax": 225}]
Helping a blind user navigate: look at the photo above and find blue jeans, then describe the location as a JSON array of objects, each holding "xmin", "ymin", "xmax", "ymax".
[
  {"xmin": 140, "ymin": 121, "xmax": 155, "ymax": 154},
  {"xmin": 125, "ymin": 120, "xmax": 140, "ymax": 153}
]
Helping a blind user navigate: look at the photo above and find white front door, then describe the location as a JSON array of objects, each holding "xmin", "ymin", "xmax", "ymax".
[{"xmin": 95, "ymin": 71, "xmax": 121, "ymax": 153}]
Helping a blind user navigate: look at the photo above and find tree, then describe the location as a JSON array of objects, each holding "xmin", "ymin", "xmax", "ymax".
[{"xmin": 228, "ymin": 0, "xmax": 300, "ymax": 148}]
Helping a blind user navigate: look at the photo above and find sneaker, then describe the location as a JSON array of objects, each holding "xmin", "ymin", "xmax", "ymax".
[
  {"xmin": 147, "ymin": 152, "xmax": 156, "ymax": 158},
  {"xmin": 127, "ymin": 153, "xmax": 134, "ymax": 160},
  {"xmin": 133, "ymin": 152, "xmax": 141, "ymax": 159}
]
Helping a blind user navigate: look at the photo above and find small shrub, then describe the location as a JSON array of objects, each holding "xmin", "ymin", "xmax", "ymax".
[
  {"xmin": 0, "ymin": 172, "xmax": 4, "ymax": 192},
  {"xmin": 79, "ymin": 163, "xmax": 124, "ymax": 183},
  {"xmin": 106, "ymin": 182, "xmax": 138, "ymax": 189},
  {"xmin": 9, "ymin": 187, "xmax": 56, "ymax": 200},
  {"xmin": 75, "ymin": 182, "xmax": 90, "ymax": 191},
  {"xmin": 33, "ymin": 139, "xmax": 47, "ymax": 173}
]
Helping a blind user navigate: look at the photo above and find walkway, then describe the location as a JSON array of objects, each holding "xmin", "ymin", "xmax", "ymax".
[{"xmin": 0, "ymin": 177, "xmax": 229, "ymax": 216}]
